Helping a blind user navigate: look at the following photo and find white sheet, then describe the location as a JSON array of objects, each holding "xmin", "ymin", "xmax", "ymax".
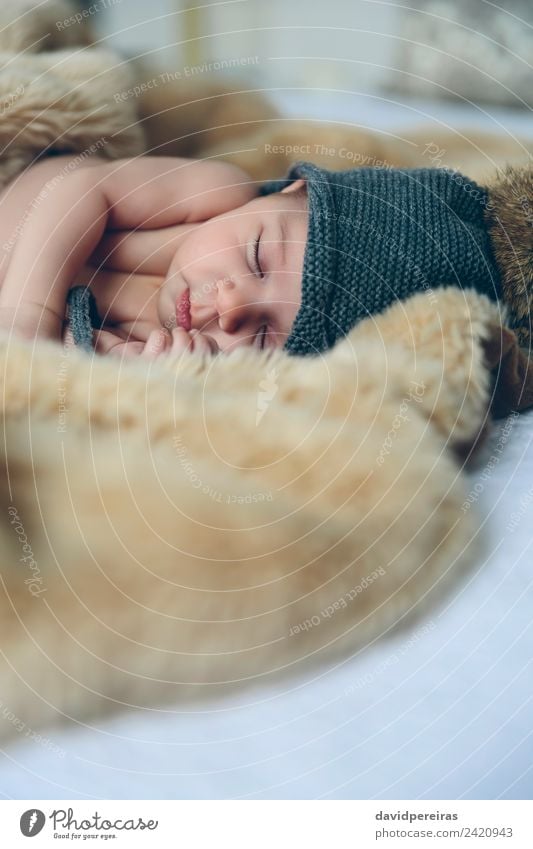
[{"xmin": 1, "ymin": 406, "xmax": 532, "ymax": 800}]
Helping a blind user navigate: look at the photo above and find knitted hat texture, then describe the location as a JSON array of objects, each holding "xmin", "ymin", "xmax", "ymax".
[{"xmin": 261, "ymin": 163, "xmax": 502, "ymax": 356}]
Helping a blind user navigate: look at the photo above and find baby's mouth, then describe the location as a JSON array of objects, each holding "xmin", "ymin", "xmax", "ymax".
[{"xmin": 175, "ymin": 289, "xmax": 191, "ymax": 330}]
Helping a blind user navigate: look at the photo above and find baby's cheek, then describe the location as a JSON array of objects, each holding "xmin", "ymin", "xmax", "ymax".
[{"xmin": 165, "ymin": 248, "xmax": 181, "ymax": 280}]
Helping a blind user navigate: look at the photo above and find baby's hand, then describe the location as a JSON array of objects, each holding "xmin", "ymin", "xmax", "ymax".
[
  {"xmin": 91, "ymin": 325, "xmax": 220, "ymax": 359},
  {"xmin": 142, "ymin": 327, "xmax": 220, "ymax": 359},
  {"xmin": 91, "ymin": 326, "xmax": 148, "ymax": 357}
]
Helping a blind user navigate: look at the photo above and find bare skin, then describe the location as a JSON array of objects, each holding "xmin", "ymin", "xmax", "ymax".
[{"xmin": 0, "ymin": 154, "xmax": 308, "ymax": 359}]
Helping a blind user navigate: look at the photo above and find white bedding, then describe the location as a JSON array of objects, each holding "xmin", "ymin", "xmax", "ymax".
[{"xmin": 1, "ymin": 94, "xmax": 532, "ymax": 801}]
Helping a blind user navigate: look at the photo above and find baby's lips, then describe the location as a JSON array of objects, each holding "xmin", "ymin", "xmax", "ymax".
[{"xmin": 176, "ymin": 289, "xmax": 191, "ymax": 330}]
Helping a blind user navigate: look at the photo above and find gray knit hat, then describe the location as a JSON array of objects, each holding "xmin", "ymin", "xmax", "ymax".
[{"xmin": 261, "ymin": 162, "xmax": 502, "ymax": 357}]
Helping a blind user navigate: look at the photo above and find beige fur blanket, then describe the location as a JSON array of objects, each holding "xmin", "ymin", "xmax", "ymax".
[
  {"xmin": 0, "ymin": 288, "xmax": 509, "ymax": 739},
  {"xmin": 0, "ymin": 1, "xmax": 529, "ymax": 740}
]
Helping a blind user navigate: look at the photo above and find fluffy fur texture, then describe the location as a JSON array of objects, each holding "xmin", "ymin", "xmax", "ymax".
[
  {"xmin": 0, "ymin": 1, "xmax": 532, "ymax": 739},
  {"xmin": 0, "ymin": 0, "xmax": 144, "ymax": 188},
  {"xmin": 485, "ymin": 166, "xmax": 533, "ymax": 347},
  {"xmin": 201, "ymin": 122, "xmax": 533, "ymax": 186},
  {"xmin": 0, "ymin": 288, "xmax": 510, "ymax": 740},
  {"xmin": 0, "ymin": 0, "xmax": 92, "ymax": 52}
]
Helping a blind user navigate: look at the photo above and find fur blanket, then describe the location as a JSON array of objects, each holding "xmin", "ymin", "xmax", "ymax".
[
  {"xmin": 0, "ymin": 288, "xmax": 518, "ymax": 739},
  {"xmin": 0, "ymin": 0, "xmax": 532, "ymax": 740}
]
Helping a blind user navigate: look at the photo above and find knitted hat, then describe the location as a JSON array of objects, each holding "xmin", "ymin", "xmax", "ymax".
[{"xmin": 260, "ymin": 162, "xmax": 502, "ymax": 356}]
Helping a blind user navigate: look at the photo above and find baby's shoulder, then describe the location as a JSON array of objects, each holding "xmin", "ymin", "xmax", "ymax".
[
  {"xmin": 3, "ymin": 152, "xmax": 105, "ymax": 198},
  {"xmin": 0, "ymin": 154, "xmax": 106, "ymax": 238}
]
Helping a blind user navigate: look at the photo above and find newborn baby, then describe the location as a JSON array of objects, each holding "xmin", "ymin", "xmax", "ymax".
[
  {"xmin": 0, "ymin": 154, "xmax": 309, "ymax": 358},
  {"xmin": 1, "ymin": 153, "xmax": 515, "ymax": 361}
]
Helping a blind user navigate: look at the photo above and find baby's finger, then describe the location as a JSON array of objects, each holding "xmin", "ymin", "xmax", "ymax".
[
  {"xmin": 94, "ymin": 328, "xmax": 145, "ymax": 358},
  {"xmin": 170, "ymin": 327, "xmax": 194, "ymax": 353},
  {"xmin": 189, "ymin": 329, "xmax": 220, "ymax": 355},
  {"xmin": 142, "ymin": 327, "xmax": 171, "ymax": 359}
]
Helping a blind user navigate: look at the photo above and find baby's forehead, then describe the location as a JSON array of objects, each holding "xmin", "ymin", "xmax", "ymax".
[{"xmin": 250, "ymin": 187, "xmax": 308, "ymax": 220}]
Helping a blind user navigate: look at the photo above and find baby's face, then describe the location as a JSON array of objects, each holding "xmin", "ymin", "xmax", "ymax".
[{"xmin": 157, "ymin": 182, "xmax": 308, "ymax": 352}]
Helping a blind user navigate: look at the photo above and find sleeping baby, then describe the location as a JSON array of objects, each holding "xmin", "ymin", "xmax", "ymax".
[
  {"xmin": 0, "ymin": 154, "xmax": 308, "ymax": 358},
  {"xmin": 0, "ymin": 152, "xmax": 522, "ymax": 358}
]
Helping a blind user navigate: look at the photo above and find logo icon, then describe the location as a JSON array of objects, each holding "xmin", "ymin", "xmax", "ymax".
[
  {"xmin": 20, "ymin": 809, "xmax": 46, "ymax": 837},
  {"xmin": 256, "ymin": 367, "xmax": 279, "ymax": 425}
]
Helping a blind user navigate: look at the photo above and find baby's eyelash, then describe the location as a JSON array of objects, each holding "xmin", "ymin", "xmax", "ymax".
[
  {"xmin": 248, "ymin": 234, "xmax": 264, "ymax": 278},
  {"xmin": 254, "ymin": 324, "xmax": 268, "ymax": 350}
]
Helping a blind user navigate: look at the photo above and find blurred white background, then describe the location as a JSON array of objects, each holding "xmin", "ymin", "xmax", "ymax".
[
  {"xmin": 91, "ymin": 0, "xmax": 400, "ymax": 89},
  {"xmin": 89, "ymin": 0, "xmax": 533, "ymax": 110}
]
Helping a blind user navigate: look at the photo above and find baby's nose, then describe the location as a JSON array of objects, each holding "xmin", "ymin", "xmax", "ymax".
[{"xmin": 215, "ymin": 276, "xmax": 254, "ymax": 333}]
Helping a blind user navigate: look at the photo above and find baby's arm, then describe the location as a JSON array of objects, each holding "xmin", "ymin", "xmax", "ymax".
[{"xmin": 0, "ymin": 157, "xmax": 256, "ymax": 342}]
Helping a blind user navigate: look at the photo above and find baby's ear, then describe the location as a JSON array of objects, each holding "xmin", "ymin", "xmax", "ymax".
[{"xmin": 281, "ymin": 178, "xmax": 307, "ymax": 194}]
